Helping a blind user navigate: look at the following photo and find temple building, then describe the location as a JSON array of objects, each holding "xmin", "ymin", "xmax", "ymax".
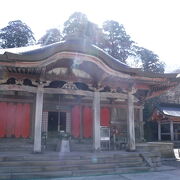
[
  {"xmin": 0, "ymin": 37, "xmax": 179, "ymax": 153},
  {"xmin": 152, "ymin": 103, "xmax": 180, "ymax": 142}
]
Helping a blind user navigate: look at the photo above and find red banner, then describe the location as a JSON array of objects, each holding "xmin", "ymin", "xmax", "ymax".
[
  {"xmin": 101, "ymin": 107, "xmax": 110, "ymax": 126},
  {"xmin": 83, "ymin": 106, "xmax": 92, "ymax": 138},
  {"xmin": 0, "ymin": 102, "xmax": 30, "ymax": 138},
  {"xmin": 15, "ymin": 103, "xmax": 23, "ymax": 138},
  {"xmin": 71, "ymin": 105, "xmax": 80, "ymax": 138},
  {"xmin": 22, "ymin": 104, "xmax": 30, "ymax": 138},
  {"xmin": 0, "ymin": 102, "xmax": 6, "ymax": 137}
]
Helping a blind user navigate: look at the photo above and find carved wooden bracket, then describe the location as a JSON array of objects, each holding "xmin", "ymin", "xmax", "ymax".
[{"xmin": 62, "ymin": 82, "xmax": 78, "ymax": 90}]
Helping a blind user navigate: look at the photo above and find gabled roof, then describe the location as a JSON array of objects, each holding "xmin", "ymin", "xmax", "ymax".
[{"xmin": 157, "ymin": 103, "xmax": 180, "ymax": 117}]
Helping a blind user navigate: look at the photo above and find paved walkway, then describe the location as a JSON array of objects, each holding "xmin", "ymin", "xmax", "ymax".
[
  {"xmin": 48, "ymin": 160, "xmax": 180, "ymax": 180},
  {"xmin": 49, "ymin": 169, "xmax": 180, "ymax": 180}
]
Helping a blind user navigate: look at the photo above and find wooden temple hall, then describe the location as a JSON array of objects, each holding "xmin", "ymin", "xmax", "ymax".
[
  {"xmin": 0, "ymin": 37, "xmax": 179, "ymax": 153},
  {"xmin": 152, "ymin": 103, "xmax": 180, "ymax": 141}
]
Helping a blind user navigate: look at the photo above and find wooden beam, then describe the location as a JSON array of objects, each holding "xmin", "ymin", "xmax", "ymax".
[
  {"xmin": 45, "ymin": 88, "xmax": 128, "ymax": 99},
  {"xmin": 0, "ymin": 84, "xmax": 128, "ymax": 99},
  {"xmin": 7, "ymin": 72, "xmax": 40, "ymax": 79},
  {"xmin": 0, "ymin": 84, "xmax": 37, "ymax": 93},
  {"xmin": 134, "ymin": 84, "xmax": 150, "ymax": 90},
  {"xmin": 0, "ymin": 97, "xmax": 34, "ymax": 103},
  {"xmin": 100, "ymin": 92, "xmax": 127, "ymax": 99},
  {"xmin": 44, "ymin": 88, "xmax": 94, "ymax": 97}
]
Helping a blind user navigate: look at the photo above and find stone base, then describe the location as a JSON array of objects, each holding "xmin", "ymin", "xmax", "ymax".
[
  {"xmin": 60, "ymin": 140, "xmax": 70, "ymax": 153},
  {"xmin": 136, "ymin": 142, "xmax": 174, "ymax": 158}
]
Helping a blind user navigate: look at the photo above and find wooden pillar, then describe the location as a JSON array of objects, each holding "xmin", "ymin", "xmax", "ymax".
[
  {"xmin": 58, "ymin": 111, "xmax": 60, "ymax": 132},
  {"xmin": 66, "ymin": 112, "xmax": 71, "ymax": 133},
  {"xmin": 33, "ymin": 88, "xmax": 44, "ymax": 153},
  {"xmin": 127, "ymin": 91, "xmax": 136, "ymax": 151},
  {"xmin": 93, "ymin": 91, "xmax": 101, "ymax": 151},
  {"xmin": 42, "ymin": 111, "xmax": 48, "ymax": 133},
  {"xmin": 111, "ymin": 107, "xmax": 117, "ymax": 123},
  {"xmin": 139, "ymin": 107, "xmax": 144, "ymax": 141},
  {"xmin": 170, "ymin": 120, "xmax": 174, "ymax": 141},
  {"xmin": 31, "ymin": 98, "xmax": 36, "ymax": 139},
  {"xmin": 57, "ymin": 95, "xmax": 61, "ymax": 132},
  {"xmin": 158, "ymin": 121, "xmax": 161, "ymax": 141}
]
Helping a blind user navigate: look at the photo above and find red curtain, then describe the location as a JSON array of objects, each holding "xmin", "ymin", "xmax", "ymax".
[
  {"xmin": 101, "ymin": 107, "xmax": 110, "ymax": 126},
  {"xmin": 71, "ymin": 105, "xmax": 81, "ymax": 138},
  {"xmin": 6, "ymin": 103, "xmax": 16, "ymax": 137},
  {"xmin": 22, "ymin": 104, "xmax": 30, "ymax": 138},
  {"xmin": 0, "ymin": 102, "xmax": 6, "ymax": 137},
  {"xmin": 0, "ymin": 102, "xmax": 30, "ymax": 138},
  {"xmin": 83, "ymin": 106, "xmax": 92, "ymax": 138},
  {"xmin": 15, "ymin": 103, "xmax": 23, "ymax": 138}
]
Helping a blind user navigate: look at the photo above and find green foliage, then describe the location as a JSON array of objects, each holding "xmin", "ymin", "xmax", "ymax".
[
  {"xmin": 143, "ymin": 95, "xmax": 161, "ymax": 141},
  {"xmin": 63, "ymin": 12, "xmax": 166, "ymax": 70},
  {"xmin": 134, "ymin": 47, "xmax": 164, "ymax": 140},
  {"xmin": 63, "ymin": 13, "xmax": 134, "ymax": 64},
  {"xmin": 144, "ymin": 121, "xmax": 158, "ymax": 141},
  {"xmin": 136, "ymin": 47, "xmax": 165, "ymax": 73},
  {"xmin": 143, "ymin": 97, "xmax": 161, "ymax": 121},
  {"xmin": 0, "ymin": 20, "xmax": 35, "ymax": 48},
  {"xmin": 63, "ymin": 12, "xmax": 88, "ymax": 37},
  {"xmin": 102, "ymin": 20, "xmax": 134, "ymax": 63},
  {"xmin": 38, "ymin": 28, "xmax": 62, "ymax": 45},
  {"xmin": 63, "ymin": 12, "xmax": 104, "ymax": 47}
]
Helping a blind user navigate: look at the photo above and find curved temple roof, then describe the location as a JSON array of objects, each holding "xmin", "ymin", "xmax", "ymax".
[
  {"xmin": 0, "ymin": 37, "xmax": 178, "ymax": 79},
  {"xmin": 0, "ymin": 37, "xmax": 180, "ymax": 102}
]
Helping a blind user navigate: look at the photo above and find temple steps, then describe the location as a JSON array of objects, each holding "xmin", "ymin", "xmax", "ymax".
[
  {"xmin": 0, "ymin": 152, "xmax": 151, "ymax": 180},
  {"xmin": 70, "ymin": 139, "xmax": 93, "ymax": 152},
  {"xmin": 45, "ymin": 138, "xmax": 93, "ymax": 152},
  {"xmin": 0, "ymin": 161, "xmax": 146, "ymax": 173},
  {"xmin": 0, "ymin": 167, "xmax": 150, "ymax": 180},
  {"xmin": 0, "ymin": 138, "xmax": 33, "ymax": 152},
  {"xmin": 0, "ymin": 138, "xmax": 94, "ymax": 152},
  {"xmin": 0, "ymin": 157, "xmax": 144, "ymax": 167}
]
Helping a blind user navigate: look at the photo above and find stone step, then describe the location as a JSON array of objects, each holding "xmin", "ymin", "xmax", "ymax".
[
  {"xmin": 71, "ymin": 148, "xmax": 92, "ymax": 152},
  {"xmin": 0, "ymin": 170, "xmax": 72, "ymax": 180},
  {"xmin": 0, "ymin": 147, "xmax": 33, "ymax": 152},
  {"xmin": 0, "ymin": 156, "xmax": 143, "ymax": 167},
  {"xmin": 0, "ymin": 161, "xmax": 145, "ymax": 174},
  {"xmin": 0, "ymin": 152, "xmax": 142, "ymax": 161},
  {"xmin": 0, "ymin": 152, "xmax": 142, "ymax": 160},
  {"xmin": 0, "ymin": 151, "xmax": 153, "ymax": 180},
  {"xmin": 73, "ymin": 166, "xmax": 150, "ymax": 176},
  {"xmin": 0, "ymin": 139, "xmax": 33, "ymax": 152},
  {"xmin": 70, "ymin": 144, "xmax": 92, "ymax": 148},
  {"xmin": 0, "ymin": 166, "xmax": 151, "ymax": 180}
]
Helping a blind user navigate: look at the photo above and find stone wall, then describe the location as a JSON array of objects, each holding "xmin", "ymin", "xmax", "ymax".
[{"xmin": 136, "ymin": 142, "xmax": 174, "ymax": 159}]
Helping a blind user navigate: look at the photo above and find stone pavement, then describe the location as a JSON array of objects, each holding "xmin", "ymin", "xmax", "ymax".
[
  {"xmin": 49, "ymin": 169, "xmax": 180, "ymax": 180},
  {"xmin": 47, "ymin": 160, "xmax": 180, "ymax": 180}
]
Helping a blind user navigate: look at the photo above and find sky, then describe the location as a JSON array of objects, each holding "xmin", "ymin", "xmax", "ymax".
[{"xmin": 0, "ymin": 0, "xmax": 180, "ymax": 72}]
